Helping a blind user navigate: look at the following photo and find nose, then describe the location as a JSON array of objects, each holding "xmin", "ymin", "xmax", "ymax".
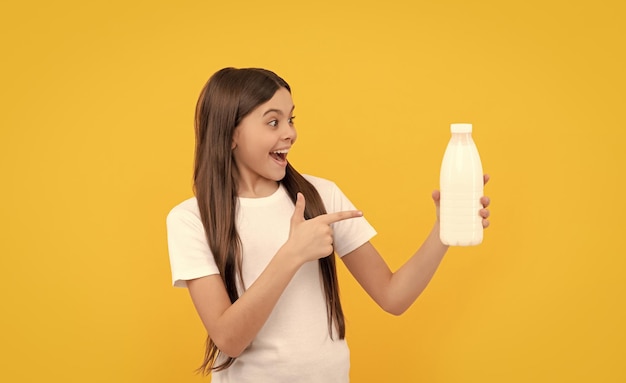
[{"xmin": 282, "ymin": 122, "xmax": 297, "ymax": 144}]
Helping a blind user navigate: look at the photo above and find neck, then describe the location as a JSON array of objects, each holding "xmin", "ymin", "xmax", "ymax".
[{"xmin": 237, "ymin": 178, "xmax": 279, "ymax": 198}]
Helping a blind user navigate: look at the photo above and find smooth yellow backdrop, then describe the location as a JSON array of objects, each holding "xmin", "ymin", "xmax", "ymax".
[{"xmin": 1, "ymin": 0, "xmax": 624, "ymax": 382}]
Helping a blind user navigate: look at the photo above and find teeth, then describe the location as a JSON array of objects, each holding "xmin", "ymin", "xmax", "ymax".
[{"xmin": 272, "ymin": 149, "xmax": 289, "ymax": 154}]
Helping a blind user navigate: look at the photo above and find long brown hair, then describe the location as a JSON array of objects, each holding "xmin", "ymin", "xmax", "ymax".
[{"xmin": 193, "ymin": 67, "xmax": 345, "ymax": 374}]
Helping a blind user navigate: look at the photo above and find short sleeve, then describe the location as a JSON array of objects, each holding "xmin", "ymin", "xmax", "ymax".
[{"xmin": 166, "ymin": 200, "xmax": 220, "ymax": 288}]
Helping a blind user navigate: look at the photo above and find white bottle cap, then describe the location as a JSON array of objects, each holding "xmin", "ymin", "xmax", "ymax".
[{"xmin": 451, "ymin": 123, "xmax": 472, "ymax": 133}]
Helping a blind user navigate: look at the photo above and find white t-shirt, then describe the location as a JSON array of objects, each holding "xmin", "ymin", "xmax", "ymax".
[{"xmin": 167, "ymin": 175, "xmax": 377, "ymax": 382}]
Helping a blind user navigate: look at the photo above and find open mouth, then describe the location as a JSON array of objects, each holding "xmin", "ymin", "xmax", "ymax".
[{"xmin": 270, "ymin": 149, "xmax": 288, "ymax": 162}]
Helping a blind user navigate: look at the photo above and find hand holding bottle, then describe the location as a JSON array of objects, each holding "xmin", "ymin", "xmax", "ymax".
[{"xmin": 433, "ymin": 173, "xmax": 491, "ymax": 228}]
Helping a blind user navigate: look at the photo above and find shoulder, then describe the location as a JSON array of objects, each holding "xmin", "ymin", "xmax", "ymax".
[
  {"xmin": 166, "ymin": 197, "xmax": 202, "ymax": 228},
  {"xmin": 302, "ymin": 174, "xmax": 347, "ymax": 212},
  {"xmin": 302, "ymin": 174, "xmax": 339, "ymax": 193}
]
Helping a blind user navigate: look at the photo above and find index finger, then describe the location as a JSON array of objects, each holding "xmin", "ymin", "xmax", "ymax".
[{"xmin": 318, "ymin": 210, "xmax": 364, "ymax": 225}]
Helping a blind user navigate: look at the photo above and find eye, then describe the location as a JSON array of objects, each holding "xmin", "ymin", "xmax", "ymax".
[
  {"xmin": 268, "ymin": 119, "xmax": 278, "ymax": 127},
  {"xmin": 288, "ymin": 116, "xmax": 296, "ymax": 125}
]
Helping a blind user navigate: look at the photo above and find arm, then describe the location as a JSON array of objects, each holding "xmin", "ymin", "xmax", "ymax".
[
  {"xmin": 341, "ymin": 223, "xmax": 447, "ymax": 316},
  {"xmin": 186, "ymin": 193, "xmax": 362, "ymax": 357},
  {"xmin": 187, "ymin": 249, "xmax": 301, "ymax": 358},
  {"xmin": 342, "ymin": 176, "xmax": 491, "ymax": 315}
]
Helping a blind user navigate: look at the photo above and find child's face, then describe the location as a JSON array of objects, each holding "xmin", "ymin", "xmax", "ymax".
[{"xmin": 232, "ymin": 87, "xmax": 297, "ymax": 195}]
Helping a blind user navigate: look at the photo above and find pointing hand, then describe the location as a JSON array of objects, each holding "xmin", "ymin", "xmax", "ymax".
[{"xmin": 287, "ymin": 192, "xmax": 363, "ymax": 263}]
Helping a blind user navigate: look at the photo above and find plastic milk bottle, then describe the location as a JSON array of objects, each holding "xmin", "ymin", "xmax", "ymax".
[{"xmin": 439, "ymin": 123, "xmax": 484, "ymax": 246}]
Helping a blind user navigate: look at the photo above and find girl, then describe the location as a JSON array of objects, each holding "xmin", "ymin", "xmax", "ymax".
[{"xmin": 167, "ymin": 67, "xmax": 491, "ymax": 382}]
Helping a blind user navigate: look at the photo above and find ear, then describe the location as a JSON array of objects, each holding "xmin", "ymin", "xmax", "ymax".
[{"xmin": 231, "ymin": 130, "xmax": 238, "ymax": 150}]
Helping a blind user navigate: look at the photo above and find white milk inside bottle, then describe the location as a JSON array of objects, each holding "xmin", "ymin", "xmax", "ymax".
[{"xmin": 439, "ymin": 123, "xmax": 484, "ymax": 246}]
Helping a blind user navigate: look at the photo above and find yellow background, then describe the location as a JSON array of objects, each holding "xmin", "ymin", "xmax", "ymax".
[{"xmin": 1, "ymin": 0, "xmax": 625, "ymax": 381}]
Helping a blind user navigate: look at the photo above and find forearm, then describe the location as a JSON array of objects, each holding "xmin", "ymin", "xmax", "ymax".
[
  {"xmin": 385, "ymin": 222, "xmax": 448, "ymax": 315},
  {"xmin": 343, "ymin": 222, "xmax": 449, "ymax": 316},
  {"xmin": 203, "ymin": 247, "xmax": 303, "ymax": 357}
]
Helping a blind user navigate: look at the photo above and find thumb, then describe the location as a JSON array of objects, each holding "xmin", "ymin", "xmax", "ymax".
[
  {"xmin": 291, "ymin": 192, "xmax": 306, "ymax": 224},
  {"xmin": 432, "ymin": 190, "xmax": 441, "ymax": 220},
  {"xmin": 432, "ymin": 190, "xmax": 441, "ymax": 206}
]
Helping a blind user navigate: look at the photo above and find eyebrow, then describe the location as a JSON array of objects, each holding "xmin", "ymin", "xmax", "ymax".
[{"xmin": 262, "ymin": 105, "xmax": 295, "ymax": 116}]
